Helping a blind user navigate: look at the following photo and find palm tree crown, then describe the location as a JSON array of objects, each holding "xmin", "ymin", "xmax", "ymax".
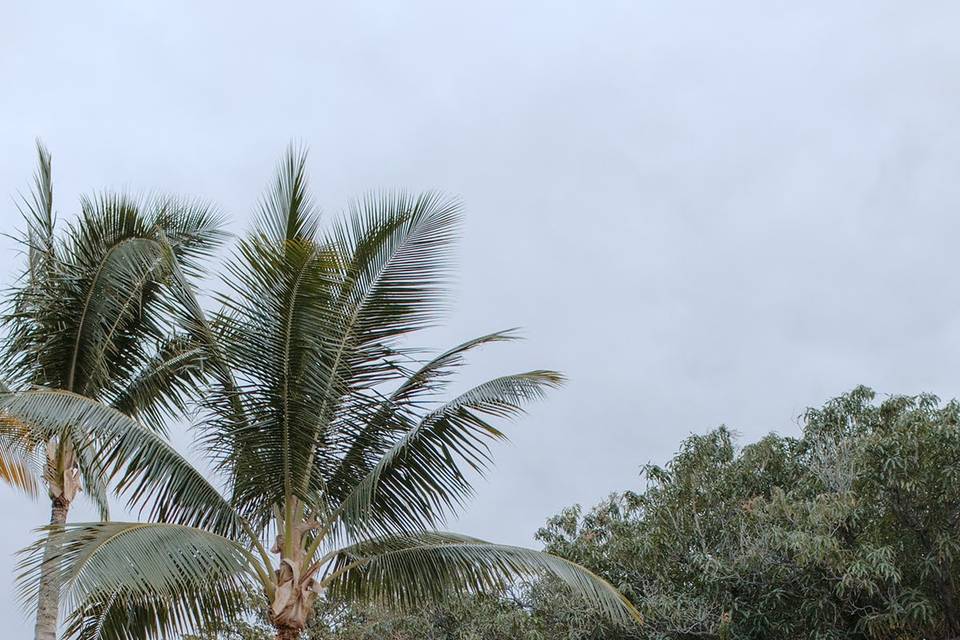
[
  {"xmin": 0, "ymin": 142, "xmax": 226, "ymax": 640},
  {"xmin": 9, "ymin": 146, "xmax": 640, "ymax": 640}
]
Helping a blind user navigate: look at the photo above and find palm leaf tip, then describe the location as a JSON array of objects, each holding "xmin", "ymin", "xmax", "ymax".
[
  {"xmin": 256, "ymin": 142, "xmax": 319, "ymax": 245},
  {"xmin": 150, "ymin": 195, "xmax": 230, "ymax": 274}
]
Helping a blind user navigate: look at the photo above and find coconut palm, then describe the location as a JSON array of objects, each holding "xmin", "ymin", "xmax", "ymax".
[
  {"xmin": 11, "ymin": 147, "xmax": 640, "ymax": 640},
  {"xmin": 0, "ymin": 143, "xmax": 226, "ymax": 640}
]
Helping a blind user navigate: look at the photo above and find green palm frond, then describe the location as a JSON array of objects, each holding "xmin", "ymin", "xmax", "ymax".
[
  {"xmin": 386, "ymin": 330, "xmax": 523, "ymax": 404},
  {"xmin": 325, "ymin": 190, "xmax": 460, "ymax": 347},
  {"xmin": 65, "ymin": 586, "xmax": 254, "ymax": 640},
  {"xmin": 16, "ymin": 141, "xmax": 57, "ymax": 281},
  {"xmin": 254, "ymin": 142, "xmax": 319, "ymax": 244},
  {"xmin": 295, "ymin": 192, "xmax": 463, "ymax": 501},
  {"xmin": 149, "ymin": 195, "xmax": 228, "ymax": 277},
  {"xmin": 327, "ymin": 330, "xmax": 521, "ymax": 502},
  {"xmin": 336, "ymin": 370, "xmax": 564, "ymax": 536},
  {"xmin": 324, "ymin": 531, "xmax": 641, "ymax": 627},
  {"xmin": 17, "ymin": 522, "xmax": 255, "ymax": 640},
  {"xmin": 64, "ymin": 234, "xmax": 168, "ymax": 395},
  {"xmin": 108, "ymin": 336, "xmax": 207, "ymax": 434},
  {"xmin": 0, "ymin": 389, "xmax": 242, "ymax": 536}
]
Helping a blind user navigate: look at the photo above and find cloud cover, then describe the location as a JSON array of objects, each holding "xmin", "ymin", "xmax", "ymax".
[{"xmin": 2, "ymin": 1, "xmax": 960, "ymax": 636}]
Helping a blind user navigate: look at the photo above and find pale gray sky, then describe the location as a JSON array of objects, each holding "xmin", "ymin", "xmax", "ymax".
[{"xmin": 3, "ymin": 1, "xmax": 960, "ymax": 637}]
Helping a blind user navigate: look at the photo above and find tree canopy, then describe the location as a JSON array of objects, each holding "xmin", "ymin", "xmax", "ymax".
[
  {"xmin": 6, "ymin": 146, "xmax": 639, "ymax": 640},
  {"xmin": 204, "ymin": 385, "xmax": 960, "ymax": 640},
  {"xmin": 538, "ymin": 386, "xmax": 960, "ymax": 639}
]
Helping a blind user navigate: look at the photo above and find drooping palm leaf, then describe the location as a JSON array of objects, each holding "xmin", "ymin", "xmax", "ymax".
[
  {"xmin": 17, "ymin": 522, "xmax": 257, "ymax": 640},
  {"xmin": 0, "ymin": 389, "xmax": 242, "ymax": 537},
  {"xmin": 324, "ymin": 531, "xmax": 640, "ymax": 626},
  {"xmin": 64, "ymin": 585, "xmax": 253, "ymax": 640}
]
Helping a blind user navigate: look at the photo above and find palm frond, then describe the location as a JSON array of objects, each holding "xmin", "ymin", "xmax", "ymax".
[
  {"xmin": 388, "ymin": 330, "xmax": 522, "ymax": 403},
  {"xmin": 326, "ymin": 190, "xmax": 461, "ymax": 348},
  {"xmin": 0, "ymin": 453, "xmax": 38, "ymax": 496},
  {"xmin": 285, "ymin": 192, "xmax": 463, "ymax": 500},
  {"xmin": 108, "ymin": 336, "xmax": 207, "ymax": 434},
  {"xmin": 326, "ymin": 330, "xmax": 521, "ymax": 506},
  {"xmin": 0, "ymin": 389, "xmax": 242, "ymax": 537},
  {"xmin": 64, "ymin": 234, "xmax": 169, "ymax": 395},
  {"xmin": 148, "ymin": 196, "xmax": 228, "ymax": 277},
  {"xmin": 16, "ymin": 140, "xmax": 57, "ymax": 281},
  {"xmin": 336, "ymin": 370, "xmax": 564, "ymax": 537},
  {"xmin": 156, "ymin": 230, "xmax": 240, "ymax": 394},
  {"xmin": 64, "ymin": 586, "xmax": 254, "ymax": 640},
  {"xmin": 18, "ymin": 522, "xmax": 255, "ymax": 640},
  {"xmin": 325, "ymin": 531, "xmax": 640, "ymax": 627},
  {"xmin": 254, "ymin": 143, "xmax": 319, "ymax": 244}
]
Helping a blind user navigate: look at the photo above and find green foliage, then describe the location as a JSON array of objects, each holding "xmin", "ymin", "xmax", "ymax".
[
  {"xmin": 536, "ymin": 386, "xmax": 960, "ymax": 639},
  {"xmin": 304, "ymin": 594, "xmax": 542, "ymax": 640},
  {"xmin": 193, "ymin": 386, "xmax": 960, "ymax": 639},
  {"xmin": 0, "ymin": 143, "xmax": 227, "ymax": 640},
  {"xmin": 0, "ymin": 142, "xmax": 227, "ymax": 505},
  {"xmin": 10, "ymin": 146, "xmax": 639, "ymax": 640},
  {"xmin": 186, "ymin": 591, "xmax": 544, "ymax": 640}
]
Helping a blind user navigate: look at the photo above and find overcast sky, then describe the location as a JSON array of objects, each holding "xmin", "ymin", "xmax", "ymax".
[{"xmin": 3, "ymin": 1, "xmax": 960, "ymax": 637}]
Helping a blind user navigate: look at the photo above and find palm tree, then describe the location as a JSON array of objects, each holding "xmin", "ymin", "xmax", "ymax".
[
  {"xmin": 0, "ymin": 143, "xmax": 226, "ymax": 640},
  {"xmin": 10, "ymin": 147, "xmax": 641, "ymax": 640}
]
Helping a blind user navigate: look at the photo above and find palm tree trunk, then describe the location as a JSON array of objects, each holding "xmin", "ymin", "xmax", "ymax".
[
  {"xmin": 275, "ymin": 626, "xmax": 301, "ymax": 640},
  {"xmin": 33, "ymin": 496, "xmax": 69, "ymax": 640}
]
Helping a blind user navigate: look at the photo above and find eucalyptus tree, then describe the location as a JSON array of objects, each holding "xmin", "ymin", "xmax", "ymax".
[
  {"xmin": 0, "ymin": 144, "xmax": 226, "ymax": 640},
  {"xmin": 11, "ymin": 148, "xmax": 640, "ymax": 640}
]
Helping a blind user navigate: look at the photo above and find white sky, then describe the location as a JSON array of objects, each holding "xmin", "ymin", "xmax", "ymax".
[{"xmin": 3, "ymin": 1, "xmax": 960, "ymax": 637}]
